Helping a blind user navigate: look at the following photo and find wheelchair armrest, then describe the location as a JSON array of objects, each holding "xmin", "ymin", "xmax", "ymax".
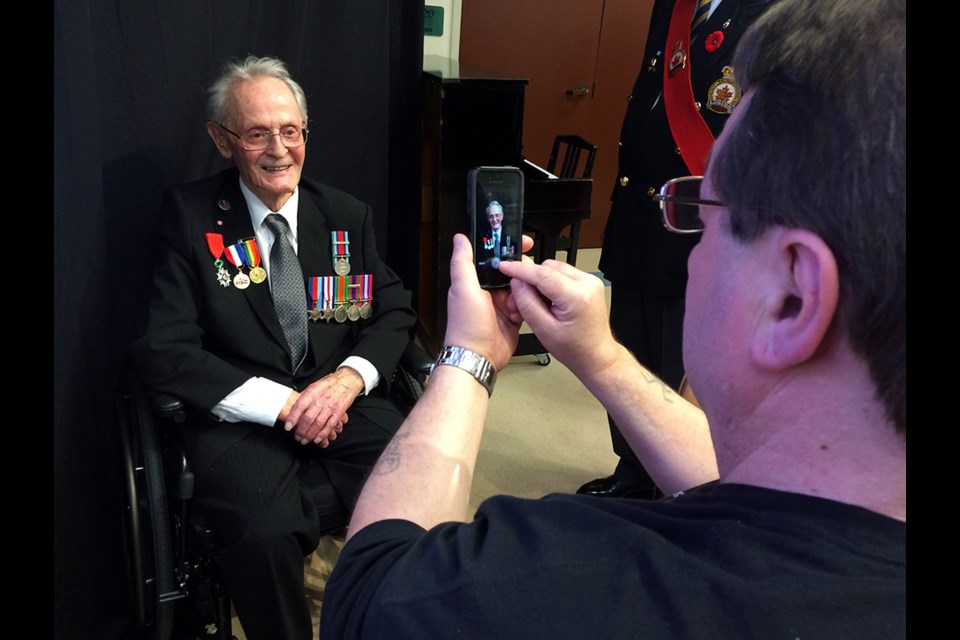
[
  {"xmin": 149, "ymin": 391, "xmax": 188, "ymax": 424},
  {"xmin": 400, "ymin": 340, "xmax": 434, "ymax": 377}
]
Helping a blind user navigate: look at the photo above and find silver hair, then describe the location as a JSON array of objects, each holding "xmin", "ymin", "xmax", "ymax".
[
  {"xmin": 486, "ymin": 201, "xmax": 504, "ymax": 215},
  {"xmin": 205, "ymin": 55, "xmax": 308, "ymax": 125}
]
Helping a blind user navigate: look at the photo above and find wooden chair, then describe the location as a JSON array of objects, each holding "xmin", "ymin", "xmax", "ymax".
[{"xmin": 545, "ymin": 134, "xmax": 597, "ymax": 266}]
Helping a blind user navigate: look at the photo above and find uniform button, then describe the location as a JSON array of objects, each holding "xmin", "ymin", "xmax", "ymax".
[
  {"xmin": 618, "ymin": 140, "xmax": 623, "ymax": 148},
  {"xmin": 695, "ymin": 101, "xmax": 702, "ymax": 110},
  {"xmin": 674, "ymin": 146, "xmax": 681, "ymax": 155},
  {"xmin": 627, "ymin": 94, "xmax": 633, "ymax": 103},
  {"xmin": 619, "ymin": 176, "xmax": 630, "ymax": 187},
  {"xmin": 646, "ymin": 187, "xmax": 657, "ymax": 197}
]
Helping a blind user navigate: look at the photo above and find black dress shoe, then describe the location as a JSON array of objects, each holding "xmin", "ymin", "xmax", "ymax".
[{"xmin": 576, "ymin": 475, "xmax": 662, "ymax": 500}]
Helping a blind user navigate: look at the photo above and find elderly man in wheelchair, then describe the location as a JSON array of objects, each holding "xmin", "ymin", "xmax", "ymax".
[{"xmin": 119, "ymin": 55, "xmax": 424, "ymax": 640}]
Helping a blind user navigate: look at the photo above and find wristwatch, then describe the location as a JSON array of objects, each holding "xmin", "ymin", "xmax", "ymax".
[{"xmin": 431, "ymin": 345, "xmax": 497, "ymax": 397}]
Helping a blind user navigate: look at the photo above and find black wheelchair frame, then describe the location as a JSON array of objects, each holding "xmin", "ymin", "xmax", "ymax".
[{"xmin": 117, "ymin": 342, "xmax": 432, "ymax": 639}]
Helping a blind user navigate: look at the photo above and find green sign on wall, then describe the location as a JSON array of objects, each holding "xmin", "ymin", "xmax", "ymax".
[{"xmin": 424, "ymin": 5, "xmax": 444, "ymax": 37}]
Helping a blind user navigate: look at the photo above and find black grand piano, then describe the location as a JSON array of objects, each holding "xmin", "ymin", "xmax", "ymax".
[
  {"xmin": 417, "ymin": 56, "xmax": 592, "ymax": 360},
  {"xmin": 516, "ymin": 159, "xmax": 592, "ymax": 361}
]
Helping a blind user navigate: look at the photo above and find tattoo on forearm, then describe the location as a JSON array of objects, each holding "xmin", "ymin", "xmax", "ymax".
[
  {"xmin": 371, "ymin": 429, "xmax": 410, "ymax": 476},
  {"xmin": 640, "ymin": 370, "xmax": 677, "ymax": 403}
]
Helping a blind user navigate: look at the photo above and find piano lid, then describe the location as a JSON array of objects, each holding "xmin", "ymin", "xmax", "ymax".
[
  {"xmin": 522, "ymin": 159, "xmax": 592, "ymax": 222},
  {"xmin": 522, "ymin": 158, "xmax": 559, "ymax": 180},
  {"xmin": 423, "ymin": 55, "xmax": 530, "ymax": 85}
]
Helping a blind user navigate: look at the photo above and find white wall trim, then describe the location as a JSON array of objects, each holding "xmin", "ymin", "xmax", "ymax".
[{"xmin": 423, "ymin": 0, "xmax": 462, "ymax": 60}]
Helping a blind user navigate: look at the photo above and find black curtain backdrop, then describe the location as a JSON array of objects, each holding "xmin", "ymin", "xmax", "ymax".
[{"xmin": 53, "ymin": 2, "xmax": 423, "ymax": 638}]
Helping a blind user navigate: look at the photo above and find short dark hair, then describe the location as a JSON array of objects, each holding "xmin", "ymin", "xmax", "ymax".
[{"xmin": 710, "ymin": 0, "xmax": 906, "ymax": 433}]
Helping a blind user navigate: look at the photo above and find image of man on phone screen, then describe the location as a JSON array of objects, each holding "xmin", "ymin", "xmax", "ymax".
[{"xmin": 477, "ymin": 200, "xmax": 515, "ymax": 287}]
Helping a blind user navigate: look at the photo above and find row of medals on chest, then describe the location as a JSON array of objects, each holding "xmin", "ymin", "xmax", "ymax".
[
  {"xmin": 208, "ymin": 232, "xmax": 371, "ymax": 323},
  {"xmin": 310, "ymin": 259, "xmax": 373, "ymax": 324}
]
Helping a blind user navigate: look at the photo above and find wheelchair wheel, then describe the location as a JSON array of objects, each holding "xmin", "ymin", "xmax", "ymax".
[
  {"xmin": 117, "ymin": 380, "xmax": 178, "ymax": 640},
  {"xmin": 119, "ymin": 377, "xmax": 237, "ymax": 640},
  {"xmin": 391, "ymin": 364, "xmax": 425, "ymax": 415}
]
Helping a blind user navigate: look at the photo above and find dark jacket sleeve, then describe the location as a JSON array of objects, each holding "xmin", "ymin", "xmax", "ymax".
[{"xmin": 131, "ymin": 185, "xmax": 262, "ymax": 410}]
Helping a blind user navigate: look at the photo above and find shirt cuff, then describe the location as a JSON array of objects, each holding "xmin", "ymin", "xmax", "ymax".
[
  {"xmin": 211, "ymin": 377, "xmax": 294, "ymax": 426},
  {"xmin": 340, "ymin": 356, "xmax": 380, "ymax": 395}
]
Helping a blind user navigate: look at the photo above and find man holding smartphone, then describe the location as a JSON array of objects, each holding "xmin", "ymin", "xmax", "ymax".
[{"xmin": 321, "ymin": 0, "xmax": 905, "ymax": 636}]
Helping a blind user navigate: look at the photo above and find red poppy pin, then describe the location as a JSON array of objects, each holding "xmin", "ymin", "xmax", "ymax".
[{"xmin": 704, "ymin": 30, "xmax": 724, "ymax": 53}]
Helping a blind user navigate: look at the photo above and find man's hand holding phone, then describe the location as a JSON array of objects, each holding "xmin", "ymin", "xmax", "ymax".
[{"xmin": 445, "ymin": 233, "xmax": 532, "ymax": 372}]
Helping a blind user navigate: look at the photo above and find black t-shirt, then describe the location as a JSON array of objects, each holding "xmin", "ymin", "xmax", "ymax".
[{"xmin": 321, "ymin": 482, "xmax": 906, "ymax": 639}]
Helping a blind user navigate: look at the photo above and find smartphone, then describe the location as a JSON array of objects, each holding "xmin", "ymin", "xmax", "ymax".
[{"xmin": 467, "ymin": 166, "xmax": 524, "ymax": 289}]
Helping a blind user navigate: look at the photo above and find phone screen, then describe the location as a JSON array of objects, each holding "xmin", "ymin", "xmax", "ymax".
[{"xmin": 468, "ymin": 166, "xmax": 524, "ymax": 289}]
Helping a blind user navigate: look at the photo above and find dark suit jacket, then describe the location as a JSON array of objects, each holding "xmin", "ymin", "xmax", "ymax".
[
  {"xmin": 476, "ymin": 228, "xmax": 514, "ymax": 288},
  {"xmin": 133, "ymin": 167, "xmax": 416, "ymax": 415},
  {"xmin": 599, "ymin": 0, "xmax": 774, "ymax": 296}
]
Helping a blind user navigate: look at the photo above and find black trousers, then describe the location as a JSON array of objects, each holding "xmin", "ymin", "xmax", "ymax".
[
  {"xmin": 606, "ymin": 284, "xmax": 685, "ymax": 488},
  {"xmin": 181, "ymin": 395, "xmax": 403, "ymax": 640}
]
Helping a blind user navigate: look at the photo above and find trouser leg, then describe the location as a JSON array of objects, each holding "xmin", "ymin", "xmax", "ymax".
[
  {"xmin": 182, "ymin": 397, "xmax": 403, "ymax": 639},
  {"xmin": 606, "ymin": 285, "xmax": 685, "ymax": 490},
  {"xmin": 298, "ymin": 396, "xmax": 404, "ymax": 520},
  {"xmin": 186, "ymin": 424, "xmax": 321, "ymax": 640}
]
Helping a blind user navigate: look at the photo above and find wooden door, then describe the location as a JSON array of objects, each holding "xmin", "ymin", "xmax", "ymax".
[{"xmin": 460, "ymin": 0, "xmax": 655, "ymax": 249}]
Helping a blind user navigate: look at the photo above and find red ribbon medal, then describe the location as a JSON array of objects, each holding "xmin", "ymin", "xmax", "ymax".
[{"xmin": 204, "ymin": 233, "xmax": 232, "ymax": 288}]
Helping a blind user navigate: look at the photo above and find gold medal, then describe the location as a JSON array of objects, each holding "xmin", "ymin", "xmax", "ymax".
[
  {"xmin": 233, "ymin": 272, "xmax": 251, "ymax": 289},
  {"xmin": 236, "ymin": 237, "xmax": 266, "ymax": 284},
  {"xmin": 249, "ymin": 266, "xmax": 267, "ymax": 284}
]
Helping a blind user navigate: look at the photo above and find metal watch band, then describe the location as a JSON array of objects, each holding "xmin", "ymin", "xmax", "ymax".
[{"xmin": 430, "ymin": 345, "xmax": 497, "ymax": 397}]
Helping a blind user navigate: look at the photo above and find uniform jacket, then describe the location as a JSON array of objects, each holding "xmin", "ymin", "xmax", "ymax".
[{"xmin": 599, "ymin": 0, "xmax": 774, "ymax": 296}]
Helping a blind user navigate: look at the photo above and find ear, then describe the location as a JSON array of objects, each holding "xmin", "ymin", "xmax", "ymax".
[
  {"xmin": 206, "ymin": 122, "xmax": 233, "ymax": 159},
  {"xmin": 750, "ymin": 228, "xmax": 840, "ymax": 370}
]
